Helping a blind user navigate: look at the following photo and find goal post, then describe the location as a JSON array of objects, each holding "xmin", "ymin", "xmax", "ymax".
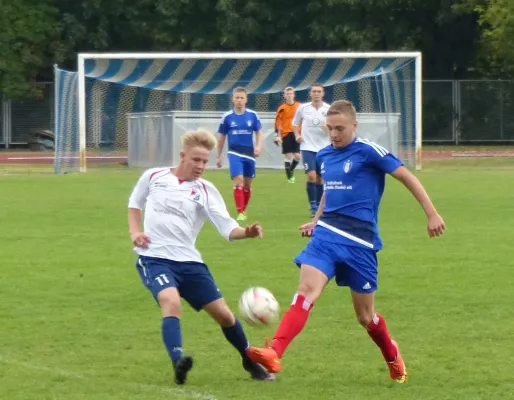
[{"xmin": 57, "ymin": 51, "xmax": 422, "ymax": 173}]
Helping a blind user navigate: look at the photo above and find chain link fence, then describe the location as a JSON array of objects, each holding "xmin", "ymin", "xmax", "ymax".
[
  {"xmin": 0, "ymin": 99, "xmax": 4, "ymax": 145},
  {"xmin": 0, "ymin": 80, "xmax": 513, "ymax": 147}
]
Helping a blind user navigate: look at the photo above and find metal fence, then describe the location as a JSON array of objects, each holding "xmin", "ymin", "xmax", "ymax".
[
  {"xmin": 0, "ymin": 82, "xmax": 54, "ymax": 148},
  {"xmin": 0, "ymin": 80, "xmax": 513, "ymax": 147},
  {"xmin": 423, "ymin": 80, "xmax": 514, "ymax": 143}
]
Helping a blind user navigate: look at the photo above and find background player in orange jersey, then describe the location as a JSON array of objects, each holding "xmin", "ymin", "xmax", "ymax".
[{"xmin": 274, "ymin": 87, "xmax": 301, "ymax": 183}]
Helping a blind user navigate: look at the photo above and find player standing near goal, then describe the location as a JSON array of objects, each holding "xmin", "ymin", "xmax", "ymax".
[
  {"xmin": 292, "ymin": 84, "xmax": 330, "ymax": 216},
  {"xmin": 128, "ymin": 129, "xmax": 273, "ymax": 385},
  {"xmin": 273, "ymin": 87, "xmax": 301, "ymax": 183},
  {"xmin": 246, "ymin": 100, "xmax": 446, "ymax": 384},
  {"xmin": 216, "ymin": 87, "xmax": 263, "ymax": 221}
]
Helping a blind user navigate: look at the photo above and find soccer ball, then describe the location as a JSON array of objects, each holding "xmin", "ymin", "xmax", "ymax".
[{"xmin": 239, "ymin": 287, "xmax": 280, "ymax": 325}]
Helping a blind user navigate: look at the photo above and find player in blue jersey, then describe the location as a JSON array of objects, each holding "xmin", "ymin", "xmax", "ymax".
[
  {"xmin": 216, "ymin": 87, "xmax": 263, "ymax": 221},
  {"xmin": 246, "ymin": 100, "xmax": 446, "ymax": 384}
]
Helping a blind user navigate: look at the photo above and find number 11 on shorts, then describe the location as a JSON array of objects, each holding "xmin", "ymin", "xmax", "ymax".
[{"xmin": 155, "ymin": 274, "xmax": 170, "ymax": 286}]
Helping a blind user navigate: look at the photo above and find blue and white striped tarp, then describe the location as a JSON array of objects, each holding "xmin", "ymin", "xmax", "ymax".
[{"xmin": 84, "ymin": 57, "xmax": 413, "ymax": 94}]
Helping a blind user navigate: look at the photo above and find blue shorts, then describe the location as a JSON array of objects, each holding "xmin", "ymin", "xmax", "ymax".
[
  {"xmin": 294, "ymin": 233, "xmax": 378, "ymax": 293},
  {"xmin": 302, "ymin": 150, "xmax": 321, "ymax": 175},
  {"xmin": 136, "ymin": 256, "xmax": 222, "ymax": 311},
  {"xmin": 228, "ymin": 153, "xmax": 256, "ymax": 179}
]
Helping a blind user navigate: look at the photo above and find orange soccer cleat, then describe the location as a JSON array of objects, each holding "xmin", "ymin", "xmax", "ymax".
[
  {"xmin": 388, "ymin": 340, "xmax": 408, "ymax": 383},
  {"xmin": 245, "ymin": 339, "xmax": 281, "ymax": 374}
]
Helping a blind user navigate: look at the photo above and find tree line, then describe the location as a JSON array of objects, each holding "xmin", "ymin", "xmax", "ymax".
[{"xmin": 1, "ymin": 0, "xmax": 512, "ymax": 99}]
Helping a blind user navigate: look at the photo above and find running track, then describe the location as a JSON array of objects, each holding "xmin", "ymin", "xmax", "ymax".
[{"xmin": 1, "ymin": 151, "xmax": 514, "ymax": 165}]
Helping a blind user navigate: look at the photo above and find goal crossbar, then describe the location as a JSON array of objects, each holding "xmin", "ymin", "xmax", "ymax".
[{"xmin": 73, "ymin": 51, "xmax": 422, "ymax": 172}]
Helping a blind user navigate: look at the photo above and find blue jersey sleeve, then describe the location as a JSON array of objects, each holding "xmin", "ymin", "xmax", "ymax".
[
  {"xmin": 254, "ymin": 113, "xmax": 262, "ymax": 131},
  {"xmin": 366, "ymin": 143, "xmax": 403, "ymax": 173},
  {"xmin": 218, "ymin": 116, "xmax": 228, "ymax": 135}
]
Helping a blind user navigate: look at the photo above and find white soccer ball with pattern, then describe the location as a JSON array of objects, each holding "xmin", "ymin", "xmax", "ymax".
[{"xmin": 239, "ymin": 287, "xmax": 280, "ymax": 325}]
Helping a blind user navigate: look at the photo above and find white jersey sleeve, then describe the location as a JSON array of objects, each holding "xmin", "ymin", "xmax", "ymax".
[
  {"xmin": 202, "ymin": 180, "xmax": 240, "ymax": 241},
  {"xmin": 128, "ymin": 168, "xmax": 161, "ymax": 209},
  {"xmin": 292, "ymin": 104, "xmax": 303, "ymax": 127}
]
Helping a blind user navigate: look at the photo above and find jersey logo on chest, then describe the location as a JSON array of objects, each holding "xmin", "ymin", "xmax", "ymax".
[
  {"xmin": 344, "ymin": 160, "xmax": 353, "ymax": 173},
  {"xmin": 190, "ymin": 189, "xmax": 200, "ymax": 202}
]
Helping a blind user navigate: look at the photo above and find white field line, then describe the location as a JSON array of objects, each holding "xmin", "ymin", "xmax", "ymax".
[{"xmin": 0, "ymin": 356, "xmax": 219, "ymax": 400}]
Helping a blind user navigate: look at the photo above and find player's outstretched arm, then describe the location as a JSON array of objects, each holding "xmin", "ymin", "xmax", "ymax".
[
  {"xmin": 229, "ymin": 223, "xmax": 263, "ymax": 240},
  {"xmin": 299, "ymin": 193, "xmax": 325, "ymax": 237},
  {"xmin": 390, "ymin": 166, "xmax": 446, "ymax": 238},
  {"xmin": 204, "ymin": 182, "xmax": 262, "ymax": 240}
]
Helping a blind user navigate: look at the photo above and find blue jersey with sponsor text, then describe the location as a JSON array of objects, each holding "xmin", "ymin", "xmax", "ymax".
[
  {"xmin": 316, "ymin": 137, "xmax": 403, "ymax": 250},
  {"xmin": 218, "ymin": 109, "xmax": 262, "ymax": 157}
]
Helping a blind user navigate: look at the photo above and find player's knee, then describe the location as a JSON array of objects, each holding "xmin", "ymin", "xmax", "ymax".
[
  {"xmin": 306, "ymin": 172, "xmax": 317, "ymax": 182},
  {"xmin": 294, "ymin": 153, "xmax": 301, "ymax": 161},
  {"xmin": 356, "ymin": 311, "xmax": 374, "ymax": 327},
  {"xmin": 296, "ymin": 282, "xmax": 321, "ymax": 303},
  {"xmin": 233, "ymin": 176, "xmax": 244, "ymax": 186},
  {"xmin": 158, "ymin": 294, "xmax": 181, "ymax": 317},
  {"xmin": 212, "ymin": 308, "xmax": 236, "ymax": 327},
  {"xmin": 218, "ymin": 311, "xmax": 236, "ymax": 328}
]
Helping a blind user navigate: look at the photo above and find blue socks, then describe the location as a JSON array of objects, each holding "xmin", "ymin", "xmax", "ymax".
[
  {"xmin": 222, "ymin": 318, "xmax": 249, "ymax": 358},
  {"xmin": 315, "ymin": 183, "xmax": 324, "ymax": 206},
  {"xmin": 163, "ymin": 316, "xmax": 250, "ymax": 366},
  {"xmin": 162, "ymin": 316, "xmax": 183, "ymax": 367},
  {"xmin": 307, "ymin": 182, "xmax": 324, "ymax": 211},
  {"xmin": 307, "ymin": 182, "xmax": 317, "ymax": 211}
]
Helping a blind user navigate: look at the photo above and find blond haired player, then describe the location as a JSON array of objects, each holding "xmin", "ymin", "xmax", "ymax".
[{"xmin": 129, "ymin": 129, "xmax": 273, "ymax": 385}]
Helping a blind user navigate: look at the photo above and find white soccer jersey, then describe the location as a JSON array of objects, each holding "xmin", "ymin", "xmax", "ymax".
[
  {"xmin": 128, "ymin": 167, "xmax": 240, "ymax": 263},
  {"xmin": 292, "ymin": 102, "xmax": 331, "ymax": 152}
]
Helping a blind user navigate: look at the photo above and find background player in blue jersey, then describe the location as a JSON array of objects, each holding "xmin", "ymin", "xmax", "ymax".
[
  {"xmin": 246, "ymin": 100, "xmax": 446, "ymax": 384},
  {"xmin": 216, "ymin": 87, "xmax": 263, "ymax": 221}
]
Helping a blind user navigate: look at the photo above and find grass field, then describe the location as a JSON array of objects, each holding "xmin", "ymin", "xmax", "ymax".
[{"xmin": 1, "ymin": 158, "xmax": 514, "ymax": 400}]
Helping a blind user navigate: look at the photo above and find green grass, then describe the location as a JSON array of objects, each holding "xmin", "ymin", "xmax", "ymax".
[{"xmin": 1, "ymin": 159, "xmax": 513, "ymax": 400}]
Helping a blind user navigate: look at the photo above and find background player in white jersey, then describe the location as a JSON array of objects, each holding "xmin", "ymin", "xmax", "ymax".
[
  {"xmin": 292, "ymin": 84, "xmax": 330, "ymax": 216},
  {"xmin": 247, "ymin": 100, "xmax": 445, "ymax": 384},
  {"xmin": 128, "ymin": 129, "xmax": 273, "ymax": 385},
  {"xmin": 216, "ymin": 87, "xmax": 263, "ymax": 221}
]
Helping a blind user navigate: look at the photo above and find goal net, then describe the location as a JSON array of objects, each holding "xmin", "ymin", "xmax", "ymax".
[{"xmin": 54, "ymin": 52, "xmax": 421, "ymax": 173}]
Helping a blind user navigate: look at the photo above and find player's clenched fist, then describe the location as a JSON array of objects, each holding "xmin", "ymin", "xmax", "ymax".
[
  {"xmin": 131, "ymin": 232, "xmax": 150, "ymax": 248},
  {"xmin": 245, "ymin": 223, "xmax": 263, "ymax": 239},
  {"xmin": 427, "ymin": 213, "xmax": 445, "ymax": 238},
  {"xmin": 299, "ymin": 222, "xmax": 316, "ymax": 237}
]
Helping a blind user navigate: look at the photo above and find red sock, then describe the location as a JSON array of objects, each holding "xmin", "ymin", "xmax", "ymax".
[
  {"xmin": 233, "ymin": 186, "xmax": 245, "ymax": 213},
  {"xmin": 272, "ymin": 294, "xmax": 313, "ymax": 358},
  {"xmin": 366, "ymin": 313, "xmax": 398, "ymax": 362},
  {"xmin": 243, "ymin": 187, "xmax": 252, "ymax": 209}
]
